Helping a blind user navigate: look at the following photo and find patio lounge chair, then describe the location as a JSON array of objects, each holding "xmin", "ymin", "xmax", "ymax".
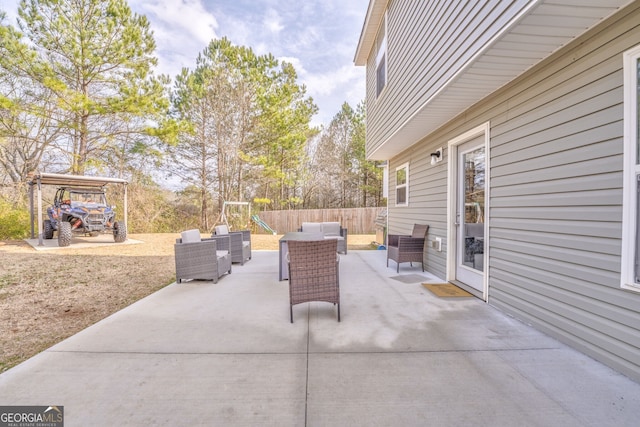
[
  {"xmin": 287, "ymin": 239, "xmax": 340, "ymax": 323},
  {"xmin": 213, "ymin": 225, "xmax": 252, "ymax": 265},
  {"xmin": 175, "ymin": 229, "xmax": 232, "ymax": 283},
  {"xmin": 386, "ymin": 224, "xmax": 429, "ymax": 273}
]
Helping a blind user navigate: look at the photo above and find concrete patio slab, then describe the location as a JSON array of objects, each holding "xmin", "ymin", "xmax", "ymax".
[
  {"xmin": 2, "ymin": 351, "xmax": 307, "ymax": 426},
  {"xmin": 1, "ymin": 250, "xmax": 639, "ymax": 426},
  {"xmin": 307, "ymin": 351, "xmax": 583, "ymax": 426},
  {"xmin": 25, "ymin": 233, "xmax": 142, "ymax": 251}
]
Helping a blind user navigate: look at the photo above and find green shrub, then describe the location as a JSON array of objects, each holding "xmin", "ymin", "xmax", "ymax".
[{"xmin": 0, "ymin": 199, "xmax": 30, "ymax": 239}]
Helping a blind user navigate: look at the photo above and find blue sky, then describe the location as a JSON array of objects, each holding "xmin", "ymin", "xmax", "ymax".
[{"xmin": 1, "ymin": 0, "xmax": 369, "ymax": 126}]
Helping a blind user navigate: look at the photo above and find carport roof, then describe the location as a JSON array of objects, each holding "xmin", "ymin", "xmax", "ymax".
[{"xmin": 28, "ymin": 172, "xmax": 128, "ymax": 188}]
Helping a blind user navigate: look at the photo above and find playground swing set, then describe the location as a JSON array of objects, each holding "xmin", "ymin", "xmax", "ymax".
[{"xmin": 215, "ymin": 201, "xmax": 276, "ymax": 235}]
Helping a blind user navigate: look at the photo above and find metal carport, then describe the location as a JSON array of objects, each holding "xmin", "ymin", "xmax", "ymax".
[{"xmin": 27, "ymin": 172, "xmax": 128, "ymax": 246}]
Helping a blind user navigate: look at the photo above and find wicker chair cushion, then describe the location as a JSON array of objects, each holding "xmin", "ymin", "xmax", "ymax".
[
  {"xmin": 301, "ymin": 222, "xmax": 323, "ymax": 234},
  {"xmin": 323, "ymin": 222, "xmax": 341, "ymax": 236},
  {"xmin": 214, "ymin": 225, "xmax": 230, "ymax": 235},
  {"xmin": 181, "ymin": 229, "xmax": 201, "ymax": 243}
]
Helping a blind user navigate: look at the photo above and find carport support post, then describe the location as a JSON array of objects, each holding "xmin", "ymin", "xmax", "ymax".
[
  {"xmin": 124, "ymin": 183, "xmax": 128, "ymax": 227},
  {"xmin": 29, "ymin": 182, "xmax": 34, "ymax": 239},
  {"xmin": 37, "ymin": 177, "xmax": 43, "ymax": 246}
]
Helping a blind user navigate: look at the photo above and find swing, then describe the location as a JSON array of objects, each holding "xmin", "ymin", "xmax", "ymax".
[{"xmin": 215, "ymin": 201, "xmax": 251, "ymax": 231}]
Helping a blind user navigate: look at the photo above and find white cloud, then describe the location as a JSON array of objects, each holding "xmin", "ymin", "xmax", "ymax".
[
  {"xmin": 1, "ymin": 0, "xmax": 19, "ymax": 23},
  {"xmin": 135, "ymin": 0, "xmax": 217, "ymax": 45},
  {"xmin": 130, "ymin": 0, "xmax": 218, "ymax": 76},
  {"xmin": 304, "ymin": 65, "xmax": 365, "ymax": 126},
  {"xmin": 263, "ymin": 8, "xmax": 284, "ymax": 35},
  {"xmin": 306, "ymin": 65, "xmax": 362, "ymax": 97}
]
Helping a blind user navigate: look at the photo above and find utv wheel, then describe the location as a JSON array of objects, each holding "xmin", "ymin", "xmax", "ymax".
[
  {"xmin": 58, "ymin": 222, "xmax": 72, "ymax": 247},
  {"xmin": 43, "ymin": 219, "xmax": 54, "ymax": 239},
  {"xmin": 113, "ymin": 221, "xmax": 127, "ymax": 243}
]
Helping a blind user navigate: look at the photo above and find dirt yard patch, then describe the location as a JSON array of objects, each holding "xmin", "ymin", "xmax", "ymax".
[{"xmin": 0, "ymin": 233, "xmax": 376, "ymax": 372}]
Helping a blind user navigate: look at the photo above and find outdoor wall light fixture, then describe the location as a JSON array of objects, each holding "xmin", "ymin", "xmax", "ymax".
[{"xmin": 430, "ymin": 147, "xmax": 443, "ymax": 165}]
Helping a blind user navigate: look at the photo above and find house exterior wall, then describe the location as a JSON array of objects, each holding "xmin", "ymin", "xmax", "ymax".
[
  {"xmin": 366, "ymin": 0, "xmax": 531, "ymax": 156},
  {"xmin": 381, "ymin": 3, "xmax": 640, "ymax": 381}
]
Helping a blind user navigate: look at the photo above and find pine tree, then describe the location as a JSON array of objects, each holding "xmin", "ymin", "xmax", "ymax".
[{"xmin": 8, "ymin": 0, "xmax": 170, "ymax": 175}]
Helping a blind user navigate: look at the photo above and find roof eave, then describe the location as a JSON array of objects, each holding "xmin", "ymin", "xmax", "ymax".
[{"xmin": 354, "ymin": 0, "xmax": 387, "ymax": 66}]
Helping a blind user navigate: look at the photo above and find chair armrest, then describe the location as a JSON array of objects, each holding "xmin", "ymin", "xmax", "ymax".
[
  {"xmin": 174, "ymin": 239, "xmax": 218, "ymax": 257},
  {"xmin": 387, "ymin": 234, "xmax": 410, "ymax": 247},
  {"xmin": 226, "ymin": 232, "xmax": 243, "ymax": 244},
  {"xmin": 229, "ymin": 230, "xmax": 251, "ymax": 243},
  {"xmin": 207, "ymin": 235, "xmax": 231, "ymax": 252}
]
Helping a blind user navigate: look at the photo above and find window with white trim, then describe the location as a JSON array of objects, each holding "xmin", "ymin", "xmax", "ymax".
[
  {"xmin": 395, "ymin": 163, "xmax": 408, "ymax": 206},
  {"xmin": 375, "ymin": 13, "xmax": 387, "ymax": 98},
  {"xmin": 622, "ymin": 44, "xmax": 640, "ymax": 292}
]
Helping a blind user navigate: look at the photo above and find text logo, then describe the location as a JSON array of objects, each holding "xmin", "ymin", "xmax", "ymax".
[{"xmin": 0, "ymin": 406, "xmax": 63, "ymax": 427}]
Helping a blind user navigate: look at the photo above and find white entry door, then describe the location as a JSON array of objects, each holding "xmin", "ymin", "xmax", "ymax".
[{"xmin": 454, "ymin": 135, "xmax": 486, "ymax": 294}]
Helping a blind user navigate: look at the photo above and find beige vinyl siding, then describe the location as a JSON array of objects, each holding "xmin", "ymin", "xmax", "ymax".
[
  {"xmin": 488, "ymin": 4, "xmax": 640, "ymax": 379},
  {"xmin": 366, "ymin": 0, "xmax": 531, "ymax": 156},
  {"xmin": 385, "ymin": 3, "xmax": 640, "ymax": 381},
  {"xmin": 387, "ymin": 143, "xmax": 448, "ymax": 280}
]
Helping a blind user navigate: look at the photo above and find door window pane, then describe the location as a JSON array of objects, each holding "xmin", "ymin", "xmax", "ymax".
[
  {"xmin": 462, "ymin": 147, "xmax": 485, "ymax": 272},
  {"xmin": 636, "ymin": 58, "xmax": 640, "ymax": 164},
  {"xmin": 636, "ymin": 58, "xmax": 640, "ymax": 282},
  {"xmin": 636, "ymin": 176, "xmax": 640, "ymax": 282}
]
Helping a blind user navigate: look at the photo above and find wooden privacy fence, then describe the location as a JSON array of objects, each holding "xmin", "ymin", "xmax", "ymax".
[{"xmin": 254, "ymin": 207, "xmax": 385, "ymax": 235}]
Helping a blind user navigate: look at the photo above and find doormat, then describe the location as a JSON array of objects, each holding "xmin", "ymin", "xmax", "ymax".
[
  {"xmin": 422, "ymin": 282, "xmax": 474, "ymax": 297},
  {"xmin": 390, "ymin": 274, "xmax": 429, "ymax": 284}
]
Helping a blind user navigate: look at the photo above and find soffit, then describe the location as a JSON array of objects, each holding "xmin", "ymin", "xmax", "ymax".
[{"xmin": 362, "ymin": 0, "xmax": 634, "ymax": 160}]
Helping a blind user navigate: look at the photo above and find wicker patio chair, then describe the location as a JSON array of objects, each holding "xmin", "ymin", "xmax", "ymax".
[
  {"xmin": 287, "ymin": 239, "xmax": 340, "ymax": 323},
  {"xmin": 386, "ymin": 224, "xmax": 429, "ymax": 273},
  {"xmin": 213, "ymin": 225, "xmax": 251, "ymax": 265},
  {"xmin": 175, "ymin": 230, "xmax": 232, "ymax": 283}
]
